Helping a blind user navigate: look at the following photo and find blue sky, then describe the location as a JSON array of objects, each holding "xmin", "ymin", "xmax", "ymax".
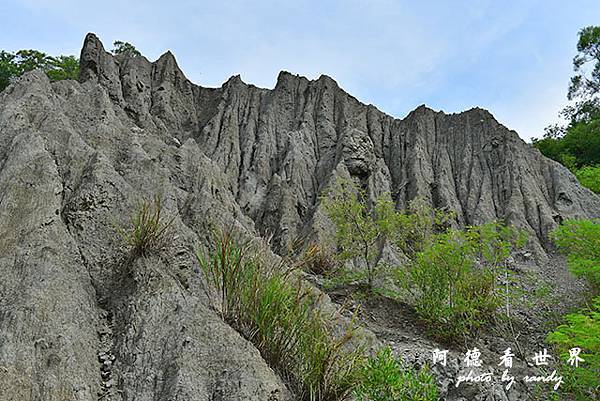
[{"xmin": 2, "ymin": 1, "xmax": 599, "ymax": 140}]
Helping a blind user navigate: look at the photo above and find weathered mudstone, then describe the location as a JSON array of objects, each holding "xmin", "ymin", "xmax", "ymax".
[{"xmin": 0, "ymin": 32, "xmax": 598, "ymax": 401}]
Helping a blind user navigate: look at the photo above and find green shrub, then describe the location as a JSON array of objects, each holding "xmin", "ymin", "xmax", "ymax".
[
  {"xmin": 575, "ymin": 165, "xmax": 600, "ymax": 193},
  {"xmin": 547, "ymin": 219, "xmax": 600, "ymax": 399},
  {"xmin": 197, "ymin": 232, "xmax": 365, "ymax": 401},
  {"xmin": 322, "ymin": 178, "xmax": 382, "ymax": 289},
  {"xmin": 354, "ymin": 347, "xmax": 438, "ymax": 401},
  {"xmin": 407, "ymin": 229, "xmax": 500, "ymax": 342},
  {"xmin": 119, "ymin": 195, "xmax": 173, "ymax": 258},
  {"xmin": 550, "ymin": 219, "xmax": 600, "ymax": 288},
  {"xmin": 547, "ymin": 296, "xmax": 600, "ymax": 400},
  {"xmin": 322, "ymin": 177, "xmax": 453, "ymax": 290}
]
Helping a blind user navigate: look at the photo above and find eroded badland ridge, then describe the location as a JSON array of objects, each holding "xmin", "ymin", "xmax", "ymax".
[{"xmin": 0, "ymin": 33, "xmax": 598, "ymax": 400}]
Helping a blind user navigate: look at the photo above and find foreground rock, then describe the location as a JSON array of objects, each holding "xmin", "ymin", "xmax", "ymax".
[{"xmin": 0, "ymin": 33, "xmax": 598, "ymax": 400}]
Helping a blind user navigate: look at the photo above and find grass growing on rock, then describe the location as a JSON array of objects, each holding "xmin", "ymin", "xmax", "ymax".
[
  {"xmin": 197, "ymin": 230, "xmax": 366, "ymax": 401},
  {"xmin": 118, "ymin": 195, "xmax": 174, "ymax": 258}
]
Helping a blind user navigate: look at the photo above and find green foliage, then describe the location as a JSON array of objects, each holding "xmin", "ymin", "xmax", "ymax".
[
  {"xmin": 465, "ymin": 221, "xmax": 528, "ymax": 270},
  {"xmin": 547, "ymin": 219, "xmax": 600, "ymax": 399},
  {"xmin": 46, "ymin": 55, "xmax": 79, "ymax": 81},
  {"xmin": 112, "ymin": 40, "xmax": 141, "ymax": 57},
  {"xmin": 568, "ymin": 26, "xmax": 600, "ymax": 102},
  {"xmin": 550, "ymin": 219, "xmax": 600, "ymax": 289},
  {"xmin": 197, "ymin": 231, "xmax": 365, "ymax": 401},
  {"xmin": 0, "ymin": 49, "xmax": 79, "ymax": 91},
  {"xmin": 354, "ymin": 347, "xmax": 438, "ymax": 401},
  {"xmin": 575, "ymin": 165, "xmax": 600, "ymax": 193},
  {"xmin": 322, "ymin": 178, "xmax": 381, "ymax": 289},
  {"xmin": 0, "ymin": 51, "xmax": 18, "ymax": 91},
  {"xmin": 547, "ymin": 296, "xmax": 600, "ymax": 400},
  {"xmin": 119, "ymin": 196, "xmax": 174, "ymax": 258},
  {"xmin": 533, "ymin": 25, "xmax": 600, "ymax": 178},
  {"xmin": 322, "ymin": 177, "xmax": 453, "ymax": 289},
  {"xmin": 407, "ymin": 229, "xmax": 500, "ymax": 341}
]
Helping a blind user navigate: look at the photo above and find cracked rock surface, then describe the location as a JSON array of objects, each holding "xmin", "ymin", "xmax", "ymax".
[{"xmin": 0, "ymin": 33, "xmax": 598, "ymax": 401}]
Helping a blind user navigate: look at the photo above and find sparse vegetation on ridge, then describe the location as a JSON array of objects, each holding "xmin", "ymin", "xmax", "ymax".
[{"xmin": 0, "ymin": 49, "xmax": 79, "ymax": 91}]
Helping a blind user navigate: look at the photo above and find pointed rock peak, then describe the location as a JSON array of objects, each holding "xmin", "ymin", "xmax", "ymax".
[
  {"xmin": 316, "ymin": 74, "xmax": 338, "ymax": 85},
  {"xmin": 222, "ymin": 74, "xmax": 248, "ymax": 91},
  {"xmin": 275, "ymin": 71, "xmax": 305, "ymax": 88},
  {"xmin": 79, "ymin": 32, "xmax": 115, "ymax": 84},
  {"xmin": 407, "ymin": 104, "xmax": 437, "ymax": 118},
  {"xmin": 157, "ymin": 50, "xmax": 178, "ymax": 65},
  {"xmin": 81, "ymin": 32, "xmax": 107, "ymax": 55},
  {"xmin": 154, "ymin": 50, "xmax": 190, "ymax": 82},
  {"xmin": 227, "ymin": 74, "xmax": 243, "ymax": 83},
  {"xmin": 463, "ymin": 106, "xmax": 494, "ymax": 118}
]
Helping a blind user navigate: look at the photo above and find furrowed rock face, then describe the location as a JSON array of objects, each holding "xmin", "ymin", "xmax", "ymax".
[
  {"xmin": 0, "ymin": 32, "xmax": 598, "ymax": 400},
  {"xmin": 80, "ymin": 33, "xmax": 598, "ymax": 253}
]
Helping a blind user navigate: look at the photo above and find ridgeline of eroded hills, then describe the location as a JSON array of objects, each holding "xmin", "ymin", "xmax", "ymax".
[{"xmin": 0, "ymin": 33, "xmax": 598, "ymax": 401}]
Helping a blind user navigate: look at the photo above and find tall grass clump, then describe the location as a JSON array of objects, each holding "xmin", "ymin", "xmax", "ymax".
[
  {"xmin": 119, "ymin": 195, "xmax": 174, "ymax": 258},
  {"xmin": 197, "ymin": 230, "xmax": 366, "ymax": 401}
]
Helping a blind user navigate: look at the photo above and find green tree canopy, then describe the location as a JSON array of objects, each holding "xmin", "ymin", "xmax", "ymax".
[
  {"xmin": 533, "ymin": 26, "xmax": 600, "ymax": 192},
  {"xmin": 0, "ymin": 49, "xmax": 79, "ymax": 92},
  {"xmin": 111, "ymin": 41, "xmax": 141, "ymax": 57}
]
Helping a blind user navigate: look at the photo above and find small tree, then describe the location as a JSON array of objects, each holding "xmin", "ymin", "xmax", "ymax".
[
  {"xmin": 322, "ymin": 178, "xmax": 381, "ymax": 289},
  {"xmin": 323, "ymin": 178, "xmax": 453, "ymax": 290},
  {"xmin": 112, "ymin": 41, "xmax": 141, "ymax": 57}
]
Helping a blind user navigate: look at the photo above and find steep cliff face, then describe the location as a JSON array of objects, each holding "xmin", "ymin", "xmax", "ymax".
[
  {"xmin": 80, "ymin": 33, "xmax": 599, "ymax": 253},
  {"xmin": 0, "ymin": 33, "xmax": 598, "ymax": 401}
]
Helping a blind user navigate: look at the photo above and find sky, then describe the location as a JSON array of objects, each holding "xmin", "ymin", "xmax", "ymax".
[{"xmin": 2, "ymin": 1, "xmax": 600, "ymax": 141}]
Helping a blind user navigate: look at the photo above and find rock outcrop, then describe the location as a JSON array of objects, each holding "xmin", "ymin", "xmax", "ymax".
[{"xmin": 0, "ymin": 33, "xmax": 598, "ymax": 401}]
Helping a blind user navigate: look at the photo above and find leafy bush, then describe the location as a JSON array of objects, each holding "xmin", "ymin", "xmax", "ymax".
[
  {"xmin": 547, "ymin": 219, "xmax": 600, "ymax": 399},
  {"xmin": 551, "ymin": 219, "xmax": 600, "ymax": 288},
  {"xmin": 119, "ymin": 196, "xmax": 174, "ymax": 258},
  {"xmin": 547, "ymin": 296, "xmax": 600, "ymax": 400},
  {"xmin": 322, "ymin": 178, "xmax": 382, "ymax": 289},
  {"xmin": 197, "ymin": 231, "xmax": 365, "ymax": 401},
  {"xmin": 575, "ymin": 165, "xmax": 600, "ymax": 194},
  {"xmin": 322, "ymin": 177, "xmax": 453, "ymax": 290},
  {"xmin": 354, "ymin": 347, "xmax": 438, "ymax": 401},
  {"xmin": 406, "ymin": 229, "xmax": 500, "ymax": 341}
]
